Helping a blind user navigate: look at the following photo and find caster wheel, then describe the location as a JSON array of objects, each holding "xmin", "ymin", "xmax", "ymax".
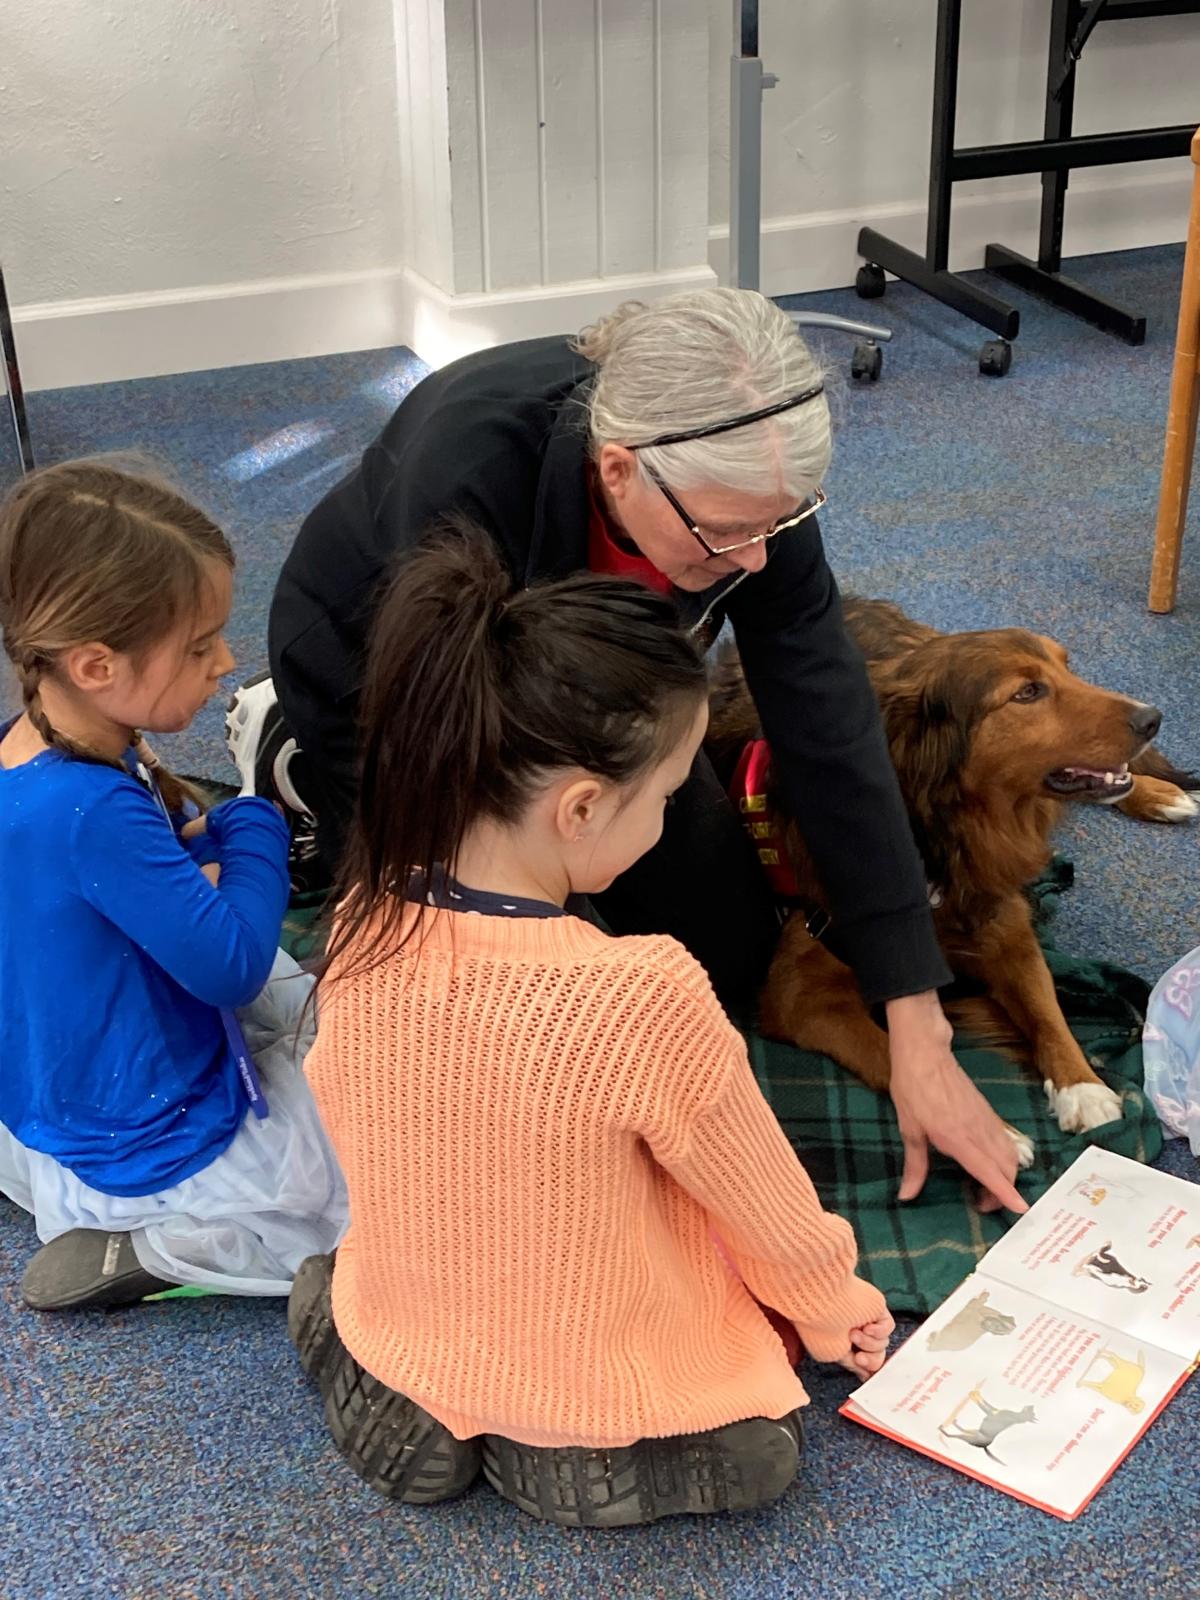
[
  {"xmin": 850, "ymin": 340, "xmax": 883, "ymax": 382},
  {"xmin": 855, "ymin": 263, "xmax": 886, "ymax": 300},
  {"xmin": 979, "ymin": 338, "xmax": 1012, "ymax": 377}
]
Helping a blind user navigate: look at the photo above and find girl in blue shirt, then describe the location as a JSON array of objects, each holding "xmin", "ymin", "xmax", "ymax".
[{"xmin": 0, "ymin": 459, "xmax": 346, "ymax": 1311}]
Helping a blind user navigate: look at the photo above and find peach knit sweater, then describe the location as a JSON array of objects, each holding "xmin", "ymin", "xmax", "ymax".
[{"xmin": 307, "ymin": 908, "xmax": 886, "ymax": 1448}]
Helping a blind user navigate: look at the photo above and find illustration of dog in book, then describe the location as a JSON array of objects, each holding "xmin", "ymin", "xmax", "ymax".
[
  {"xmin": 938, "ymin": 1390, "xmax": 1038, "ymax": 1464},
  {"xmin": 1073, "ymin": 1242, "xmax": 1152, "ymax": 1294},
  {"xmin": 926, "ymin": 1290, "xmax": 1018, "ymax": 1353},
  {"xmin": 1071, "ymin": 1172, "xmax": 1142, "ymax": 1208},
  {"xmin": 1076, "ymin": 1347, "xmax": 1148, "ymax": 1415}
]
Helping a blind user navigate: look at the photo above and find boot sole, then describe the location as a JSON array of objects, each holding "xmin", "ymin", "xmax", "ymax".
[
  {"xmin": 324, "ymin": 1350, "xmax": 482, "ymax": 1504},
  {"xmin": 224, "ymin": 670, "xmax": 276, "ymax": 791},
  {"xmin": 287, "ymin": 1253, "xmax": 342, "ymax": 1390},
  {"xmin": 483, "ymin": 1413, "xmax": 802, "ymax": 1527}
]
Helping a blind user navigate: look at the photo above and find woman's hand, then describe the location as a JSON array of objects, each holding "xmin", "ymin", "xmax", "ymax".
[
  {"xmin": 838, "ymin": 1311, "xmax": 896, "ymax": 1379},
  {"xmin": 886, "ymin": 991, "xmax": 1028, "ymax": 1215}
]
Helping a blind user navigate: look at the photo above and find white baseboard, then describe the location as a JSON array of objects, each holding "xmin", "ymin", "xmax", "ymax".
[
  {"xmin": 393, "ymin": 261, "xmax": 719, "ymax": 371},
  {"xmin": 708, "ymin": 167, "xmax": 1193, "ymax": 297},
  {"xmin": 10, "ymin": 167, "xmax": 1189, "ymax": 393},
  {"xmin": 10, "ymin": 260, "xmax": 717, "ymax": 393},
  {"xmin": 11, "ymin": 267, "xmax": 414, "ymax": 394}
]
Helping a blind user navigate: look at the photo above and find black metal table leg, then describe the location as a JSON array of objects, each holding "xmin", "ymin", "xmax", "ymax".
[
  {"xmin": 858, "ymin": 228, "xmax": 1020, "ymax": 339},
  {"xmin": 982, "ymin": 243, "xmax": 1147, "ymax": 342},
  {"xmin": 983, "ymin": 0, "xmax": 1150, "ymax": 342},
  {"xmin": 855, "ymin": 0, "xmax": 1021, "ymax": 347},
  {"xmin": 1039, "ymin": 0, "xmax": 1078, "ymax": 276},
  {"xmin": 855, "ymin": 0, "xmax": 1199, "ymax": 366},
  {"xmin": 0, "ymin": 263, "xmax": 34, "ymax": 475}
]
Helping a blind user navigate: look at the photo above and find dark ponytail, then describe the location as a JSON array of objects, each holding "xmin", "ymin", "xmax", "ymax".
[{"xmin": 323, "ymin": 520, "xmax": 707, "ymax": 979}]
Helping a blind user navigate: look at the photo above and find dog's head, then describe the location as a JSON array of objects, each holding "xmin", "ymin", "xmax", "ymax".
[{"xmin": 876, "ymin": 626, "xmax": 1161, "ymax": 811}]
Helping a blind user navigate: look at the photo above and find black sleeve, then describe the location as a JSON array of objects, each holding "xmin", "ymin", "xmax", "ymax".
[
  {"xmin": 268, "ymin": 401, "xmax": 548, "ymax": 864},
  {"xmin": 726, "ymin": 521, "xmax": 951, "ymax": 1005}
]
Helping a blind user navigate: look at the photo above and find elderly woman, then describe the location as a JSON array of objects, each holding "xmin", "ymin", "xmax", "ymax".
[{"xmin": 234, "ymin": 288, "xmax": 1024, "ymax": 1213}]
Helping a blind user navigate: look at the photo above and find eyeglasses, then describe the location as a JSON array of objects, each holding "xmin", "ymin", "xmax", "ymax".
[{"xmin": 643, "ymin": 466, "xmax": 827, "ymax": 560}]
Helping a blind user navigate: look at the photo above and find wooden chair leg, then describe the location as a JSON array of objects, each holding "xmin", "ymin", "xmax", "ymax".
[{"xmin": 1149, "ymin": 128, "xmax": 1200, "ymax": 614}]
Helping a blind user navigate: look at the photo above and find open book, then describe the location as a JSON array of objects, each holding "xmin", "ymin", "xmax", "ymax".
[{"xmin": 841, "ymin": 1147, "xmax": 1200, "ymax": 1519}]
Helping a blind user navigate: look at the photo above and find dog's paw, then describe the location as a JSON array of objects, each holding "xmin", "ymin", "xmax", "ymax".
[
  {"xmin": 1118, "ymin": 776, "xmax": 1200, "ymax": 824},
  {"xmin": 1154, "ymin": 788, "xmax": 1200, "ymax": 823},
  {"xmin": 1044, "ymin": 1080, "xmax": 1123, "ymax": 1133},
  {"xmin": 1003, "ymin": 1123, "xmax": 1036, "ymax": 1169}
]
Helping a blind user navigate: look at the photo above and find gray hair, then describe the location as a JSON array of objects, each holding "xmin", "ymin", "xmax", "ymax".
[{"xmin": 573, "ymin": 288, "xmax": 831, "ymax": 500}]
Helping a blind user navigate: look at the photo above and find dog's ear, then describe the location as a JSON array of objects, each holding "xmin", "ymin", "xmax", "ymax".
[
  {"xmin": 874, "ymin": 651, "xmax": 992, "ymax": 882},
  {"xmin": 875, "ymin": 654, "xmax": 985, "ymax": 797}
]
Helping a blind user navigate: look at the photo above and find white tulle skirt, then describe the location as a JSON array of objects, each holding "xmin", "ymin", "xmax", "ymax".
[
  {"xmin": 1144, "ymin": 943, "xmax": 1200, "ymax": 1158},
  {"xmin": 0, "ymin": 951, "xmax": 347, "ymax": 1295}
]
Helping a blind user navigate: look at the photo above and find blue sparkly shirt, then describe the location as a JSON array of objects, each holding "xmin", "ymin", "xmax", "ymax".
[{"xmin": 0, "ymin": 729, "xmax": 289, "ymax": 1196}]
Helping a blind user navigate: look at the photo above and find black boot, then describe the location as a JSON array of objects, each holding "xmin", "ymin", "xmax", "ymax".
[
  {"xmin": 483, "ymin": 1411, "xmax": 803, "ymax": 1527},
  {"xmin": 323, "ymin": 1347, "xmax": 482, "ymax": 1504},
  {"xmin": 289, "ymin": 1252, "xmax": 480, "ymax": 1504},
  {"xmin": 21, "ymin": 1229, "xmax": 174, "ymax": 1311},
  {"xmin": 287, "ymin": 1252, "xmax": 342, "ymax": 1390}
]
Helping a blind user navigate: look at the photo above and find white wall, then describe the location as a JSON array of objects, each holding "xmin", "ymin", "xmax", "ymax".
[
  {"xmin": 4, "ymin": 0, "xmax": 403, "ymax": 301},
  {"xmin": 4, "ymin": 0, "xmax": 404, "ymax": 387},
  {"xmin": 4, "ymin": 0, "xmax": 1198, "ymax": 389},
  {"xmin": 346, "ymin": 0, "xmax": 719, "ymax": 371},
  {"xmin": 707, "ymin": 0, "xmax": 1200, "ymax": 293},
  {"xmin": 441, "ymin": 0, "xmax": 710, "ymax": 294}
]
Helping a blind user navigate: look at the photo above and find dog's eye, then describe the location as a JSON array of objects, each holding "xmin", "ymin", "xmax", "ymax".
[{"xmin": 1011, "ymin": 681, "xmax": 1047, "ymax": 704}]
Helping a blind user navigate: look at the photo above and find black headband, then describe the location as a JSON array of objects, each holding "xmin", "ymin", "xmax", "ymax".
[{"xmin": 632, "ymin": 384, "xmax": 826, "ymax": 450}]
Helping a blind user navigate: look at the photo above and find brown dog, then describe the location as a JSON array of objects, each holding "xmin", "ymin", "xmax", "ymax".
[{"xmin": 707, "ymin": 598, "xmax": 1197, "ymax": 1137}]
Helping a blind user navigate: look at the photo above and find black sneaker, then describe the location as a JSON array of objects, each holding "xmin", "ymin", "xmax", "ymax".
[
  {"xmin": 323, "ymin": 1348, "xmax": 482, "ymax": 1504},
  {"xmin": 224, "ymin": 672, "xmax": 330, "ymax": 897},
  {"xmin": 21, "ymin": 1229, "xmax": 175, "ymax": 1311},
  {"xmin": 289, "ymin": 1252, "xmax": 481, "ymax": 1503},
  {"xmin": 287, "ymin": 1252, "xmax": 342, "ymax": 1392},
  {"xmin": 482, "ymin": 1411, "xmax": 803, "ymax": 1527}
]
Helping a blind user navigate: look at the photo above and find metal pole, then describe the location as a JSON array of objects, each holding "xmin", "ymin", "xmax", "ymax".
[
  {"xmin": 729, "ymin": 0, "xmax": 777, "ymax": 291},
  {"xmin": 926, "ymin": 0, "xmax": 963, "ymax": 269},
  {"xmin": 0, "ymin": 264, "xmax": 34, "ymax": 475}
]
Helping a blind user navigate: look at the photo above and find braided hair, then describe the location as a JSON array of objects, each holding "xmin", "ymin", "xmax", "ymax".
[{"xmin": 0, "ymin": 457, "xmax": 233, "ymax": 812}]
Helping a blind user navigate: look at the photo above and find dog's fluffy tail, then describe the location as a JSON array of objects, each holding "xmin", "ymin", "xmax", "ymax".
[{"xmin": 1131, "ymin": 745, "xmax": 1200, "ymax": 792}]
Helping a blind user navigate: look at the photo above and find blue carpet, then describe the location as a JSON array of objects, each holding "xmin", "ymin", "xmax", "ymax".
[{"xmin": 3, "ymin": 246, "xmax": 1200, "ymax": 1596}]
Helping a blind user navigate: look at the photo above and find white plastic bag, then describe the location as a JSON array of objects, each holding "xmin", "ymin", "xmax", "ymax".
[{"xmin": 1143, "ymin": 944, "xmax": 1200, "ymax": 1157}]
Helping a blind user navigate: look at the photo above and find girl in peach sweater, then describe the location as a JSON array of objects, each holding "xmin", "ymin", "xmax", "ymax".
[{"xmin": 291, "ymin": 526, "xmax": 892, "ymax": 1527}]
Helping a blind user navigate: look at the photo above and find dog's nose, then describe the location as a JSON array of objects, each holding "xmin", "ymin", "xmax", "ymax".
[{"xmin": 1129, "ymin": 703, "xmax": 1162, "ymax": 743}]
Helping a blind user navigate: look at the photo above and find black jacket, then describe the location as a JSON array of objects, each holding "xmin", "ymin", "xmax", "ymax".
[{"xmin": 269, "ymin": 336, "xmax": 951, "ymax": 1003}]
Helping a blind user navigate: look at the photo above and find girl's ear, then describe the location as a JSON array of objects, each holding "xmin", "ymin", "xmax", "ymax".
[
  {"xmin": 59, "ymin": 642, "xmax": 118, "ymax": 696},
  {"xmin": 554, "ymin": 776, "xmax": 605, "ymax": 842}
]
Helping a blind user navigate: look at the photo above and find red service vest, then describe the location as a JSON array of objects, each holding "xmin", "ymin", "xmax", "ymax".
[{"xmin": 728, "ymin": 738, "xmax": 803, "ymax": 900}]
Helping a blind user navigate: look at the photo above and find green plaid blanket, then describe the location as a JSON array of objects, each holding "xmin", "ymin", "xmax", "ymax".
[
  {"xmin": 748, "ymin": 861, "xmax": 1161, "ymax": 1314},
  {"xmin": 272, "ymin": 851, "xmax": 1160, "ymax": 1317}
]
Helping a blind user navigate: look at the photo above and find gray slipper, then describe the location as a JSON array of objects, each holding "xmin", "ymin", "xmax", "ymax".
[{"xmin": 21, "ymin": 1229, "xmax": 175, "ymax": 1311}]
